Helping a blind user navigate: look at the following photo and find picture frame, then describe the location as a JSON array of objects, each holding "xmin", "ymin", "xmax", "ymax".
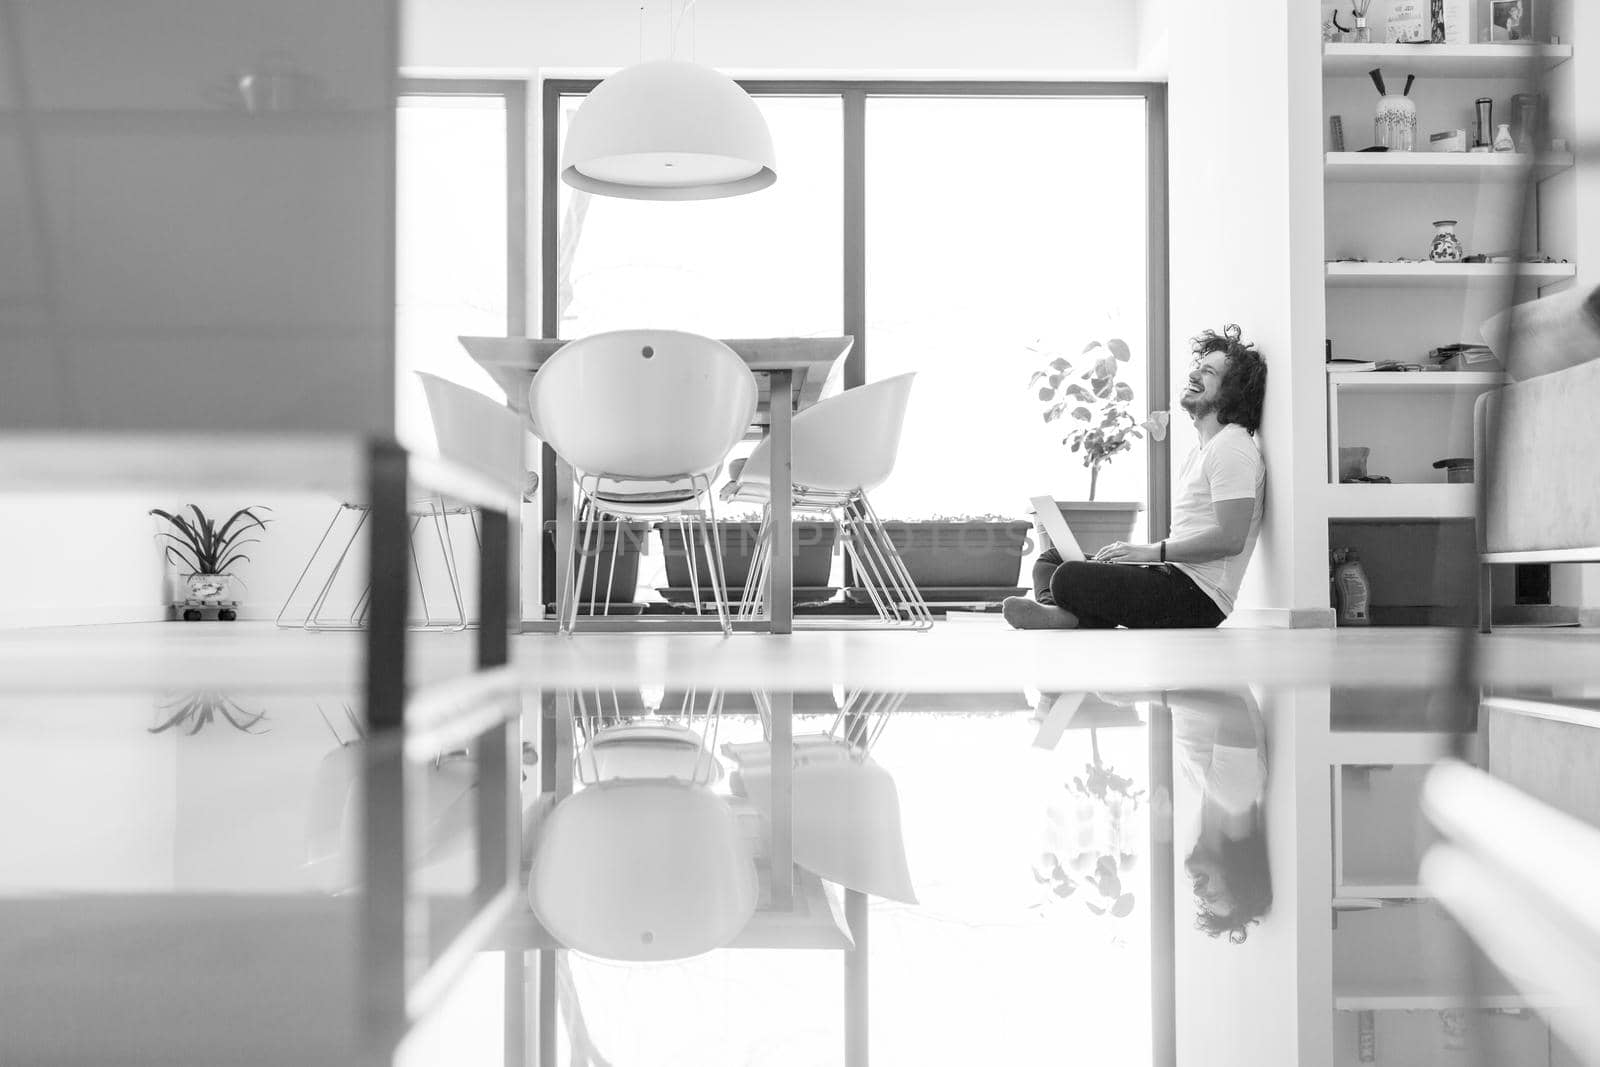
[{"xmin": 1483, "ymin": 0, "xmax": 1538, "ymax": 43}]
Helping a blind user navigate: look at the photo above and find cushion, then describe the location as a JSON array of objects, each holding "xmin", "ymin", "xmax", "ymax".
[{"xmin": 1481, "ymin": 283, "xmax": 1600, "ymax": 382}]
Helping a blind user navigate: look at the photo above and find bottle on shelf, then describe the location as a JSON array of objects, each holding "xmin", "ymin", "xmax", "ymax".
[{"xmin": 1331, "ymin": 549, "xmax": 1372, "ymax": 627}]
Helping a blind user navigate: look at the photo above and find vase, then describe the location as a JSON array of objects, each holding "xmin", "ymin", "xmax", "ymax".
[
  {"xmin": 1374, "ymin": 94, "xmax": 1417, "ymax": 151},
  {"xmin": 1493, "ymin": 123, "xmax": 1515, "ymax": 152},
  {"xmin": 1429, "ymin": 219, "xmax": 1463, "ymax": 263},
  {"xmin": 184, "ymin": 572, "xmax": 236, "ymax": 601}
]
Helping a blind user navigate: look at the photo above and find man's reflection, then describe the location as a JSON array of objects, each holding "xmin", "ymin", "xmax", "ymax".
[{"xmin": 1169, "ymin": 689, "xmax": 1270, "ymax": 944}]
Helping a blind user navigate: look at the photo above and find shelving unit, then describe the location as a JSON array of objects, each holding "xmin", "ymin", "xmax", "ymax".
[
  {"xmin": 1324, "ymin": 150, "xmax": 1574, "ymax": 182},
  {"xmin": 1322, "ymin": 42, "xmax": 1573, "ymax": 77},
  {"xmin": 1325, "ymin": 261, "xmax": 1575, "ymax": 285},
  {"xmin": 1319, "ymin": 23, "xmax": 1579, "ymax": 628}
]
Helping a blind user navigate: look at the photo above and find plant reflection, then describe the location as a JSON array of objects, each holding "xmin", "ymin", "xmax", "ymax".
[{"xmin": 148, "ymin": 691, "xmax": 268, "ymax": 735}]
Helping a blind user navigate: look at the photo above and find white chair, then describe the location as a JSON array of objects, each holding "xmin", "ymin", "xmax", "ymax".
[
  {"xmin": 529, "ymin": 687, "xmax": 757, "ymax": 961},
  {"xmin": 723, "ymin": 689, "xmax": 918, "ymax": 904},
  {"xmin": 530, "ymin": 329, "xmax": 757, "ymax": 635},
  {"xmin": 725, "ymin": 372, "xmax": 929, "ymax": 628},
  {"xmin": 277, "ymin": 373, "xmax": 522, "ymax": 632}
]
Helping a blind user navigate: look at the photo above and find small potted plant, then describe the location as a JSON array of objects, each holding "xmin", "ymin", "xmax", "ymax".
[
  {"xmin": 1028, "ymin": 337, "xmax": 1168, "ymax": 555},
  {"xmin": 150, "ymin": 505, "xmax": 270, "ymax": 621}
]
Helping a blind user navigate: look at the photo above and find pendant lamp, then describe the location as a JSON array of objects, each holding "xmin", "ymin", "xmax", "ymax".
[{"xmin": 561, "ymin": 60, "xmax": 776, "ymax": 200}]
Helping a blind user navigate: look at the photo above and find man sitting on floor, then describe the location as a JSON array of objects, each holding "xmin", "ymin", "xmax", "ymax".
[{"xmin": 1003, "ymin": 324, "xmax": 1267, "ymax": 630}]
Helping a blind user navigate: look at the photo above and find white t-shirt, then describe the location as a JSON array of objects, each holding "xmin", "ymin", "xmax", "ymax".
[
  {"xmin": 1169, "ymin": 423, "xmax": 1265, "ymax": 616},
  {"xmin": 1173, "ymin": 704, "xmax": 1268, "ymax": 818}
]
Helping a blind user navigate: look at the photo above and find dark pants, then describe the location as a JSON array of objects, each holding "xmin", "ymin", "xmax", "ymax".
[{"xmin": 1032, "ymin": 548, "xmax": 1226, "ymax": 629}]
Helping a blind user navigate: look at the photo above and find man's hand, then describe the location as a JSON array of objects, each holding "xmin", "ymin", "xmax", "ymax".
[{"xmin": 1093, "ymin": 541, "xmax": 1160, "ymax": 564}]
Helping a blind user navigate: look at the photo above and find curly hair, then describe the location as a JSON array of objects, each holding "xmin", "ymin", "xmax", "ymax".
[
  {"xmin": 1188, "ymin": 824, "xmax": 1273, "ymax": 945},
  {"xmin": 1191, "ymin": 324, "xmax": 1267, "ymax": 434}
]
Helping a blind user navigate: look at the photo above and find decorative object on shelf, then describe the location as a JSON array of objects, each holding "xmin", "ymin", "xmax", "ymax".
[
  {"xmin": 1369, "ymin": 69, "xmax": 1417, "ymax": 151},
  {"xmin": 1429, "ymin": 0, "xmax": 1446, "ymax": 41},
  {"xmin": 1350, "ymin": 0, "xmax": 1373, "ymax": 42},
  {"xmin": 1492, "ymin": 122, "xmax": 1515, "ymax": 152},
  {"xmin": 1511, "ymin": 91, "xmax": 1541, "ymax": 152},
  {"xmin": 1429, "ymin": 219, "xmax": 1465, "ymax": 263},
  {"xmin": 1432, "ymin": 457, "xmax": 1475, "ymax": 483},
  {"xmin": 1324, "ymin": 7, "xmax": 1346, "ymax": 42},
  {"xmin": 1484, "ymin": 0, "xmax": 1536, "ymax": 42},
  {"xmin": 1330, "ymin": 115, "xmax": 1346, "ymax": 152},
  {"xmin": 1385, "ymin": 0, "xmax": 1425, "ymax": 41},
  {"xmin": 1428, "ymin": 129, "xmax": 1467, "ymax": 152},
  {"xmin": 1330, "ymin": 548, "xmax": 1372, "ymax": 627},
  {"xmin": 1338, "ymin": 446, "xmax": 1372, "ymax": 483},
  {"xmin": 150, "ymin": 504, "xmax": 269, "ymax": 622},
  {"xmin": 1474, "ymin": 97, "xmax": 1494, "ymax": 150}
]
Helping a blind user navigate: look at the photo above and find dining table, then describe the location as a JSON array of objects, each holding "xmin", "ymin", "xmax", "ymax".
[{"xmin": 458, "ymin": 335, "xmax": 854, "ymax": 634}]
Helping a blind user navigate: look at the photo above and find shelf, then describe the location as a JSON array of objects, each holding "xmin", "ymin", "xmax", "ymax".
[
  {"xmin": 1323, "ymin": 42, "xmax": 1573, "ymax": 77},
  {"xmin": 1327, "ymin": 371, "xmax": 1507, "ymax": 391},
  {"xmin": 1325, "ymin": 151, "xmax": 1574, "ymax": 182},
  {"xmin": 1335, "ymin": 992, "xmax": 1551, "ymax": 1011},
  {"xmin": 1325, "ymin": 261, "xmax": 1577, "ymax": 286},
  {"xmin": 1327, "ymin": 483, "xmax": 1474, "ymax": 519}
]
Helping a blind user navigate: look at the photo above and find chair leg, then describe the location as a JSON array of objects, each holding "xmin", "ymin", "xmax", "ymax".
[
  {"xmin": 277, "ymin": 504, "xmax": 347, "ymax": 629},
  {"xmin": 740, "ymin": 507, "xmax": 773, "ymax": 619},
  {"xmin": 699, "ymin": 478, "xmax": 733, "ymax": 637},
  {"xmin": 843, "ymin": 494, "xmax": 932, "ymax": 630},
  {"xmin": 307, "ymin": 507, "xmax": 371, "ymax": 631},
  {"xmin": 427, "ymin": 500, "xmax": 468, "ymax": 633},
  {"xmin": 563, "ymin": 490, "xmax": 600, "ymax": 636},
  {"xmin": 680, "ymin": 515, "xmax": 705, "ymax": 615},
  {"xmin": 857, "ymin": 493, "xmax": 933, "ymax": 628},
  {"xmin": 601, "ymin": 515, "xmax": 622, "ymax": 619}
]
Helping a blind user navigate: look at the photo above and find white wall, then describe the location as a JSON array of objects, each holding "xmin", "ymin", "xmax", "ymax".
[
  {"xmin": 403, "ymin": 0, "xmax": 1142, "ymax": 78},
  {"xmin": 1173, "ymin": 688, "xmax": 1332, "ymax": 1066},
  {"xmin": 1166, "ymin": 0, "xmax": 1330, "ymax": 625}
]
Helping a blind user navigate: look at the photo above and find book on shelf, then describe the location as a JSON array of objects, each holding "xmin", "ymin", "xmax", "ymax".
[{"xmin": 1325, "ymin": 360, "xmax": 1422, "ymax": 374}]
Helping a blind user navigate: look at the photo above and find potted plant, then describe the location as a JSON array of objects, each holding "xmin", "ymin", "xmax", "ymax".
[
  {"xmin": 1028, "ymin": 337, "xmax": 1168, "ymax": 555},
  {"xmin": 839, "ymin": 513, "xmax": 1032, "ymax": 608},
  {"xmin": 150, "ymin": 505, "xmax": 270, "ymax": 621},
  {"xmin": 660, "ymin": 511, "xmax": 840, "ymax": 606},
  {"xmin": 541, "ymin": 519, "xmax": 656, "ymax": 614}
]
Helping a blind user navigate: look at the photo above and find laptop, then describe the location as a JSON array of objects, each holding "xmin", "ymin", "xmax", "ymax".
[{"xmin": 1028, "ymin": 496, "xmax": 1087, "ymax": 562}]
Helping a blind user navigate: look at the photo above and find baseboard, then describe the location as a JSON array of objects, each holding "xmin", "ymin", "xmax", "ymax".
[
  {"xmin": 1225, "ymin": 607, "xmax": 1336, "ymax": 629},
  {"xmin": 0, "ymin": 604, "xmax": 168, "ymax": 629},
  {"xmin": 1578, "ymin": 608, "xmax": 1600, "ymax": 629}
]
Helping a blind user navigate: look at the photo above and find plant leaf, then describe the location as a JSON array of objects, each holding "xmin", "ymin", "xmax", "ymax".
[
  {"xmin": 1037, "ymin": 387, "xmax": 1053, "ymax": 402},
  {"xmin": 1114, "ymin": 382, "xmax": 1134, "ymax": 401},
  {"xmin": 1071, "ymin": 406, "xmax": 1092, "ymax": 422},
  {"xmin": 1081, "ymin": 341, "xmax": 1102, "ymax": 355},
  {"xmin": 1108, "ymin": 338, "xmax": 1131, "ymax": 363}
]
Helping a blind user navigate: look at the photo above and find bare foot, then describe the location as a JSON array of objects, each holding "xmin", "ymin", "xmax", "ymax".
[{"xmin": 1001, "ymin": 596, "xmax": 1079, "ymax": 630}]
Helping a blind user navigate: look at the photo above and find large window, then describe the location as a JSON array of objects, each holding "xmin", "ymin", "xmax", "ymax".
[
  {"xmin": 396, "ymin": 83, "xmax": 524, "ymax": 449},
  {"xmin": 554, "ymin": 95, "xmax": 842, "ymax": 339},
  {"xmin": 544, "ymin": 81, "xmax": 1167, "ymax": 530},
  {"xmin": 863, "ymin": 96, "xmax": 1153, "ymax": 533}
]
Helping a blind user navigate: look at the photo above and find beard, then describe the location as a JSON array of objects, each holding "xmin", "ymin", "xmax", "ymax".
[{"xmin": 1179, "ymin": 390, "xmax": 1217, "ymax": 419}]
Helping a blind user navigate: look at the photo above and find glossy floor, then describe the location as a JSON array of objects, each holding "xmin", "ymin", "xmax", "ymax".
[{"xmin": 2, "ymin": 622, "xmax": 1597, "ymax": 1065}]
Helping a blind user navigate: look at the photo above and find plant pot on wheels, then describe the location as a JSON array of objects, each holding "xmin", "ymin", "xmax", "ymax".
[
  {"xmin": 543, "ymin": 519, "xmax": 655, "ymax": 615},
  {"xmin": 660, "ymin": 520, "xmax": 839, "ymax": 607},
  {"xmin": 1040, "ymin": 501, "xmax": 1145, "ymax": 558}
]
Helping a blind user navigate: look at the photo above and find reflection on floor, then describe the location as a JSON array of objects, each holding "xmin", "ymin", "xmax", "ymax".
[{"xmin": 2, "ymin": 622, "xmax": 1598, "ymax": 1065}]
